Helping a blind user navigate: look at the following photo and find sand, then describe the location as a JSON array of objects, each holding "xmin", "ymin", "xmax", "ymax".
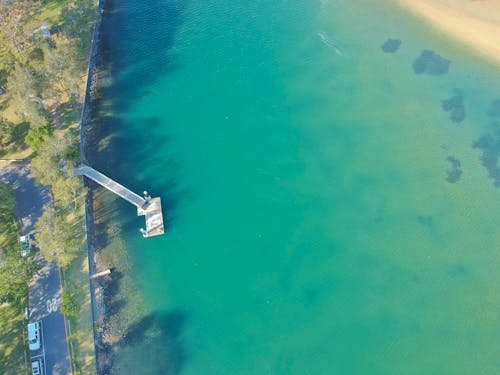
[{"xmin": 397, "ymin": 0, "xmax": 500, "ymax": 65}]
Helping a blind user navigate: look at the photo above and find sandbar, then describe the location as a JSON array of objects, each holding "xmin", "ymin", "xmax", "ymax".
[{"xmin": 396, "ymin": 0, "xmax": 500, "ymax": 65}]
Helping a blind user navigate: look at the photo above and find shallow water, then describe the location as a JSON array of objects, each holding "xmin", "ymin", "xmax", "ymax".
[{"xmin": 94, "ymin": 0, "xmax": 500, "ymax": 373}]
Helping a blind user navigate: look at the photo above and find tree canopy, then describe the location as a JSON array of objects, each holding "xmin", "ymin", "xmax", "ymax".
[
  {"xmin": 34, "ymin": 205, "xmax": 81, "ymax": 268},
  {"xmin": 60, "ymin": 291, "xmax": 78, "ymax": 316},
  {"xmin": 24, "ymin": 125, "xmax": 52, "ymax": 152},
  {"xmin": 31, "ymin": 134, "xmax": 86, "ymax": 268}
]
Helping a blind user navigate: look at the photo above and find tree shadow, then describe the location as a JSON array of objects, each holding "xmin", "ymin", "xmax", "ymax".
[
  {"xmin": 97, "ymin": 307, "xmax": 188, "ymax": 375},
  {"xmin": 98, "ymin": 0, "xmax": 188, "ymax": 112},
  {"xmin": 81, "ymin": 3, "xmax": 191, "ymax": 372},
  {"xmin": 101, "ymin": 270, "xmax": 126, "ymax": 316},
  {"xmin": 86, "ymin": 110, "xmax": 191, "ymax": 236},
  {"xmin": 90, "ymin": 184, "xmax": 132, "ymax": 250},
  {"xmin": 82, "ymin": 0, "xmax": 192, "ymax": 236},
  {"xmin": 0, "ymin": 122, "xmax": 30, "ymax": 157},
  {"xmin": 116, "ymin": 310, "xmax": 187, "ymax": 375},
  {"xmin": 58, "ymin": 98, "xmax": 80, "ymax": 129},
  {"xmin": 10, "ymin": 122, "xmax": 30, "ymax": 148},
  {"xmin": 0, "ymin": 302, "xmax": 26, "ymax": 372}
]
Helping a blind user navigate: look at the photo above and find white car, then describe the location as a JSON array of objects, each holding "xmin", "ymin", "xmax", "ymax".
[
  {"xmin": 28, "ymin": 321, "xmax": 41, "ymax": 351},
  {"xmin": 31, "ymin": 359, "xmax": 43, "ymax": 375},
  {"xmin": 19, "ymin": 234, "xmax": 31, "ymax": 257}
]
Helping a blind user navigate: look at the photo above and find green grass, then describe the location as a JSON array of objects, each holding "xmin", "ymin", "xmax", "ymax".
[
  {"xmin": 0, "ymin": 302, "xmax": 28, "ymax": 374},
  {"xmin": 32, "ymin": 0, "xmax": 66, "ymax": 28},
  {"xmin": 59, "ymin": 100, "xmax": 81, "ymax": 130}
]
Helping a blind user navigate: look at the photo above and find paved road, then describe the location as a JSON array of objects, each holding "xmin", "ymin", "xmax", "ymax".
[{"xmin": 0, "ymin": 167, "xmax": 71, "ymax": 375}]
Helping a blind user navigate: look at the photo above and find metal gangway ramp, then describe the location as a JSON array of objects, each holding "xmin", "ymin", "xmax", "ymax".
[{"xmin": 75, "ymin": 165, "xmax": 164, "ymax": 237}]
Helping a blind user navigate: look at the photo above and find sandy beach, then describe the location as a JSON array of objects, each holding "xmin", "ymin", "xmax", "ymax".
[{"xmin": 397, "ymin": 0, "xmax": 500, "ymax": 65}]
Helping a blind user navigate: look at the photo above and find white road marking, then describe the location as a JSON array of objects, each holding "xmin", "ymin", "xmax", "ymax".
[
  {"xmin": 46, "ymin": 297, "xmax": 59, "ymax": 313},
  {"xmin": 41, "ymin": 319, "xmax": 47, "ymax": 375}
]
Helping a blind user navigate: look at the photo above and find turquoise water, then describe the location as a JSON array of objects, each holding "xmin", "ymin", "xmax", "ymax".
[{"xmin": 95, "ymin": 0, "xmax": 500, "ymax": 373}]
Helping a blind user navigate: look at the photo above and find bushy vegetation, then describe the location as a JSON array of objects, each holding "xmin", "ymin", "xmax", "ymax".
[
  {"xmin": 24, "ymin": 124, "xmax": 53, "ymax": 152},
  {"xmin": 61, "ymin": 291, "xmax": 78, "ymax": 316}
]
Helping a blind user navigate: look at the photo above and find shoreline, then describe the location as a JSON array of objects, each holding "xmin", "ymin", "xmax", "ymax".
[
  {"xmin": 396, "ymin": 0, "xmax": 500, "ymax": 66},
  {"xmin": 78, "ymin": 3, "xmax": 106, "ymax": 374},
  {"xmin": 78, "ymin": 0, "xmax": 146, "ymax": 372}
]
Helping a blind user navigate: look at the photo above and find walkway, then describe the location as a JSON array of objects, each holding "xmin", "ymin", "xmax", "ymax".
[
  {"xmin": 74, "ymin": 165, "xmax": 145, "ymax": 207},
  {"xmin": 74, "ymin": 165, "xmax": 164, "ymax": 237}
]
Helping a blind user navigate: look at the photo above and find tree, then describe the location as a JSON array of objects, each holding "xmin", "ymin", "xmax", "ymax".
[
  {"xmin": 24, "ymin": 125, "xmax": 52, "ymax": 152},
  {"xmin": 42, "ymin": 37, "xmax": 81, "ymax": 97},
  {"xmin": 11, "ymin": 93, "xmax": 48, "ymax": 128},
  {"xmin": 34, "ymin": 205, "xmax": 81, "ymax": 269},
  {"xmin": 6, "ymin": 64, "xmax": 48, "ymax": 128},
  {"xmin": 31, "ymin": 133, "xmax": 79, "ymax": 187},
  {"xmin": 52, "ymin": 176, "xmax": 86, "ymax": 212},
  {"xmin": 31, "ymin": 148, "xmax": 60, "ymax": 187},
  {"xmin": 60, "ymin": 291, "xmax": 78, "ymax": 316},
  {"xmin": 31, "ymin": 134, "xmax": 67, "ymax": 183},
  {"xmin": 60, "ymin": 0, "xmax": 99, "ymax": 53},
  {"xmin": 0, "ymin": 248, "xmax": 38, "ymax": 303},
  {"xmin": 63, "ymin": 144, "xmax": 80, "ymax": 162},
  {"xmin": 6, "ymin": 63, "xmax": 34, "ymax": 100}
]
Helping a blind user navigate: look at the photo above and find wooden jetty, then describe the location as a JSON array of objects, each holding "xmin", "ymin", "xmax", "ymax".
[
  {"xmin": 90, "ymin": 269, "xmax": 113, "ymax": 280},
  {"xmin": 74, "ymin": 165, "xmax": 164, "ymax": 237}
]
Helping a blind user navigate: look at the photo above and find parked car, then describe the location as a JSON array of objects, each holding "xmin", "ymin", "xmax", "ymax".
[
  {"xmin": 28, "ymin": 321, "xmax": 41, "ymax": 351},
  {"xmin": 31, "ymin": 359, "xmax": 43, "ymax": 375},
  {"xmin": 19, "ymin": 234, "xmax": 31, "ymax": 257}
]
